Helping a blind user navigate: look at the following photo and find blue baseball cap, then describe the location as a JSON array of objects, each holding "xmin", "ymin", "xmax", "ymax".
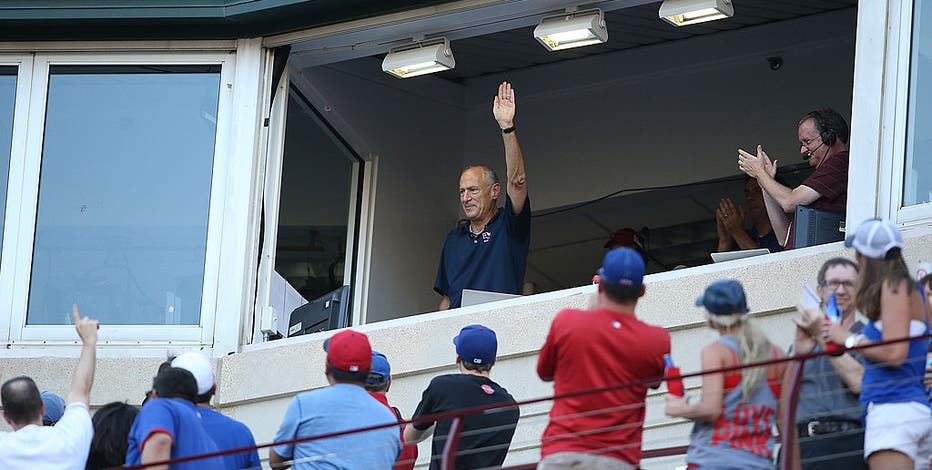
[
  {"xmin": 453, "ymin": 325, "xmax": 497, "ymax": 365},
  {"xmin": 695, "ymin": 279, "xmax": 749, "ymax": 315},
  {"xmin": 41, "ymin": 390, "xmax": 65, "ymax": 425},
  {"xmin": 367, "ymin": 351, "xmax": 391, "ymax": 387},
  {"xmin": 598, "ymin": 247, "xmax": 645, "ymax": 286}
]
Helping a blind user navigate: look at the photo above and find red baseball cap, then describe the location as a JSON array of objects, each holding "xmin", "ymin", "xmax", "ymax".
[
  {"xmin": 323, "ymin": 330, "xmax": 372, "ymax": 372},
  {"xmin": 604, "ymin": 228, "xmax": 643, "ymax": 250}
]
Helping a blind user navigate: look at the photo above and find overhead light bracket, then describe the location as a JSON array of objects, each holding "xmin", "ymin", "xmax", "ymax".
[
  {"xmin": 381, "ymin": 37, "xmax": 455, "ymax": 79},
  {"xmin": 659, "ymin": 0, "xmax": 734, "ymax": 27},
  {"xmin": 534, "ymin": 8, "xmax": 608, "ymax": 51}
]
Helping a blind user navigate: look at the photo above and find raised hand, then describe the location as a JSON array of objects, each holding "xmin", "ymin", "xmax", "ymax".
[
  {"xmin": 73, "ymin": 304, "xmax": 99, "ymax": 345},
  {"xmin": 793, "ymin": 303, "xmax": 824, "ymax": 339},
  {"xmin": 492, "ymin": 81, "xmax": 516, "ymax": 129},
  {"xmin": 717, "ymin": 198, "xmax": 745, "ymax": 234},
  {"xmin": 738, "ymin": 145, "xmax": 769, "ymax": 180},
  {"xmin": 758, "ymin": 145, "xmax": 777, "ymax": 178}
]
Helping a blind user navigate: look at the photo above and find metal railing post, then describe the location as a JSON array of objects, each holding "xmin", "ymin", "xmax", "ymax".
[{"xmin": 441, "ymin": 416, "xmax": 463, "ymax": 470}]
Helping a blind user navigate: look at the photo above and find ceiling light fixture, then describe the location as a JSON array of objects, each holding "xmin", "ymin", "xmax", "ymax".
[
  {"xmin": 381, "ymin": 37, "xmax": 455, "ymax": 79},
  {"xmin": 659, "ymin": 0, "xmax": 734, "ymax": 27},
  {"xmin": 534, "ymin": 8, "xmax": 608, "ymax": 51}
]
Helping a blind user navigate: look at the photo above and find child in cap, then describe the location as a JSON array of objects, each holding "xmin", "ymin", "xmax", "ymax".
[{"xmin": 404, "ymin": 325, "xmax": 519, "ymax": 470}]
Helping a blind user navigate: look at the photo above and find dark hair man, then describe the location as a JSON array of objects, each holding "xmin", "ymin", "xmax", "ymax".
[
  {"xmin": 270, "ymin": 330, "xmax": 401, "ymax": 469},
  {"xmin": 738, "ymin": 108, "xmax": 850, "ymax": 249},
  {"xmin": 125, "ymin": 366, "xmax": 225, "ymax": 469},
  {"xmin": 789, "ymin": 257, "xmax": 868, "ymax": 470},
  {"xmin": 0, "ymin": 306, "xmax": 98, "ymax": 469},
  {"xmin": 537, "ymin": 248, "xmax": 671, "ymax": 470},
  {"xmin": 435, "ymin": 81, "xmax": 529, "ymax": 310},
  {"xmin": 171, "ymin": 352, "xmax": 261, "ymax": 469},
  {"xmin": 365, "ymin": 351, "xmax": 418, "ymax": 470},
  {"xmin": 404, "ymin": 324, "xmax": 519, "ymax": 469},
  {"xmin": 715, "ymin": 177, "xmax": 783, "ymax": 254}
]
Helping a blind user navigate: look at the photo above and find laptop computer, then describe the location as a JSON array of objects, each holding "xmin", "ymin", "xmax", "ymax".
[
  {"xmin": 460, "ymin": 289, "xmax": 520, "ymax": 307},
  {"xmin": 711, "ymin": 248, "xmax": 771, "ymax": 263}
]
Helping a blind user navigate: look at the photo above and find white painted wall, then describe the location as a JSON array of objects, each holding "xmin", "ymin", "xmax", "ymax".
[{"xmin": 460, "ymin": 9, "xmax": 857, "ymax": 211}]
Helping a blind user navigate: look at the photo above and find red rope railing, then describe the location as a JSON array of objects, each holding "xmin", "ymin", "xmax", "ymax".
[{"xmin": 115, "ymin": 332, "xmax": 932, "ymax": 470}]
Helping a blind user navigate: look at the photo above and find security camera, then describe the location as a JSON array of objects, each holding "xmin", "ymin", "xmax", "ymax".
[{"xmin": 766, "ymin": 56, "xmax": 783, "ymax": 71}]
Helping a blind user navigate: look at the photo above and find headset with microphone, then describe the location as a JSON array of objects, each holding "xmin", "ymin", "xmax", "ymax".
[{"xmin": 801, "ymin": 110, "xmax": 837, "ymax": 167}]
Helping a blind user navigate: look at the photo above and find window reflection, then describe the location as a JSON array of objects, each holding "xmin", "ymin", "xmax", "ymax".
[
  {"xmin": 27, "ymin": 65, "xmax": 221, "ymax": 325},
  {"xmin": 905, "ymin": 2, "xmax": 932, "ymax": 206},
  {"xmin": 0, "ymin": 66, "xmax": 16, "ymax": 265}
]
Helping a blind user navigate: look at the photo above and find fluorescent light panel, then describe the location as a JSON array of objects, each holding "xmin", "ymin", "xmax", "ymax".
[
  {"xmin": 534, "ymin": 9, "xmax": 608, "ymax": 51},
  {"xmin": 659, "ymin": 0, "xmax": 734, "ymax": 27},
  {"xmin": 382, "ymin": 38, "xmax": 454, "ymax": 78}
]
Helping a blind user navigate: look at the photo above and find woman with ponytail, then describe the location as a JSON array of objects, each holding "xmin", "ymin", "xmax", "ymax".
[
  {"xmin": 666, "ymin": 279, "xmax": 789, "ymax": 469},
  {"xmin": 824, "ymin": 219, "xmax": 931, "ymax": 469}
]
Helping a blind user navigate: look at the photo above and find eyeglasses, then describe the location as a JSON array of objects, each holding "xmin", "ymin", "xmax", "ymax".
[
  {"xmin": 822, "ymin": 280, "xmax": 855, "ymax": 290},
  {"xmin": 800, "ymin": 135, "xmax": 822, "ymax": 149}
]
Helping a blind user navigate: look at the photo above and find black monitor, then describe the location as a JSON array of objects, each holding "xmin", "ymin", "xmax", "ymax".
[
  {"xmin": 287, "ymin": 286, "xmax": 350, "ymax": 337},
  {"xmin": 794, "ymin": 205, "xmax": 844, "ymax": 249}
]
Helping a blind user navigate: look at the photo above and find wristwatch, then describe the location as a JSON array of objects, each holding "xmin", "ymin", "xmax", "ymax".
[{"xmin": 845, "ymin": 333, "xmax": 866, "ymax": 349}]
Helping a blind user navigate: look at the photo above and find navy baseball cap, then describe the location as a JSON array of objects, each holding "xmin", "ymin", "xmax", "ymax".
[
  {"xmin": 453, "ymin": 325, "xmax": 497, "ymax": 365},
  {"xmin": 695, "ymin": 279, "xmax": 749, "ymax": 315},
  {"xmin": 367, "ymin": 351, "xmax": 391, "ymax": 387},
  {"xmin": 598, "ymin": 247, "xmax": 645, "ymax": 286}
]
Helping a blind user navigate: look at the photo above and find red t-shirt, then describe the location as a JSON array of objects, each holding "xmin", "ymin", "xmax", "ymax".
[
  {"xmin": 786, "ymin": 150, "xmax": 849, "ymax": 249},
  {"xmin": 368, "ymin": 392, "xmax": 418, "ymax": 470},
  {"xmin": 537, "ymin": 308, "xmax": 670, "ymax": 465}
]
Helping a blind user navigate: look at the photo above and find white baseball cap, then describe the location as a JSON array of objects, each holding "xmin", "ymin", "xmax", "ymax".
[
  {"xmin": 917, "ymin": 261, "xmax": 932, "ymax": 283},
  {"xmin": 171, "ymin": 352, "xmax": 215, "ymax": 396},
  {"xmin": 844, "ymin": 219, "xmax": 904, "ymax": 260}
]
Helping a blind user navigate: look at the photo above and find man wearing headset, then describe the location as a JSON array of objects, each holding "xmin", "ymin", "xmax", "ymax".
[{"xmin": 737, "ymin": 109, "xmax": 849, "ymax": 250}]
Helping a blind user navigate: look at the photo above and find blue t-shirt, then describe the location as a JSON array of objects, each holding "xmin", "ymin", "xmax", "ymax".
[
  {"xmin": 126, "ymin": 398, "xmax": 224, "ymax": 470},
  {"xmin": 198, "ymin": 406, "xmax": 261, "ymax": 469},
  {"xmin": 272, "ymin": 383, "xmax": 401, "ymax": 469},
  {"xmin": 435, "ymin": 194, "xmax": 531, "ymax": 308}
]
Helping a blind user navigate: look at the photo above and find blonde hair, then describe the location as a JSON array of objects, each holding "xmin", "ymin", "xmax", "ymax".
[{"xmin": 707, "ymin": 314, "xmax": 773, "ymax": 401}]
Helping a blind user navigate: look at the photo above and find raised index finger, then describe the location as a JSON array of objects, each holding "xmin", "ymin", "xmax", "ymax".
[{"xmin": 72, "ymin": 304, "xmax": 80, "ymax": 324}]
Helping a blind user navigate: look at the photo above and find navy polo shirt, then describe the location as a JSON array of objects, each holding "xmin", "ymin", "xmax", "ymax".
[{"xmin": 435, "ymin": 194, "xmax": 531, "ymax": 309}]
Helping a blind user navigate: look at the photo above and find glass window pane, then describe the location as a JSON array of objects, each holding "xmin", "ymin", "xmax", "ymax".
[
  {"xmin": 0, "ymin": 66, "xmax": 16, "ymax": 265},
  {"xmin": 275, "ymin": 90, "xmax": 356, "ymax": 302},
  {"xmin": 904, "ymin": 2, "xmax": 932, "ymax": 206},
  {"xmin": 27, "ymin": 65, "xmax": 221, "ymax": 325}
]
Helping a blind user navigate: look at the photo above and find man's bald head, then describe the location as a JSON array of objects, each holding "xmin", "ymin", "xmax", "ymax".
[{"xmin": 1, "ymin": 376, "xmax": 43, "ymax": 426}]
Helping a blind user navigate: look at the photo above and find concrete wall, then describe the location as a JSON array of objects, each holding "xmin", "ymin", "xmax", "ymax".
[{"xmin": 18, "ymin": 228, "xmax": 932, "ymax": 467}]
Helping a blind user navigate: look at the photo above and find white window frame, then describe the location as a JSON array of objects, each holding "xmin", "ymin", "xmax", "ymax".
[
  {"xmin": 0, "ymin": 53, "xmax": 35, "ymax": 344},
  {"xmin": 3, "ymin": 51, "xmax": 237, "ymax": 346},
  {"xmin": 252, "ymin": 77, "xmax": 375, "ymax": 342},
  {"xmin": 878, "ymin": 0, "xmax": 932, "ymax": 225}
]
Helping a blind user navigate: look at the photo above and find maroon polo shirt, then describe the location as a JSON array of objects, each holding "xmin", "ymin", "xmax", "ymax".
[{"xmin": 786, "ymin": 150, "xmax": 849, "ymax": 249}]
